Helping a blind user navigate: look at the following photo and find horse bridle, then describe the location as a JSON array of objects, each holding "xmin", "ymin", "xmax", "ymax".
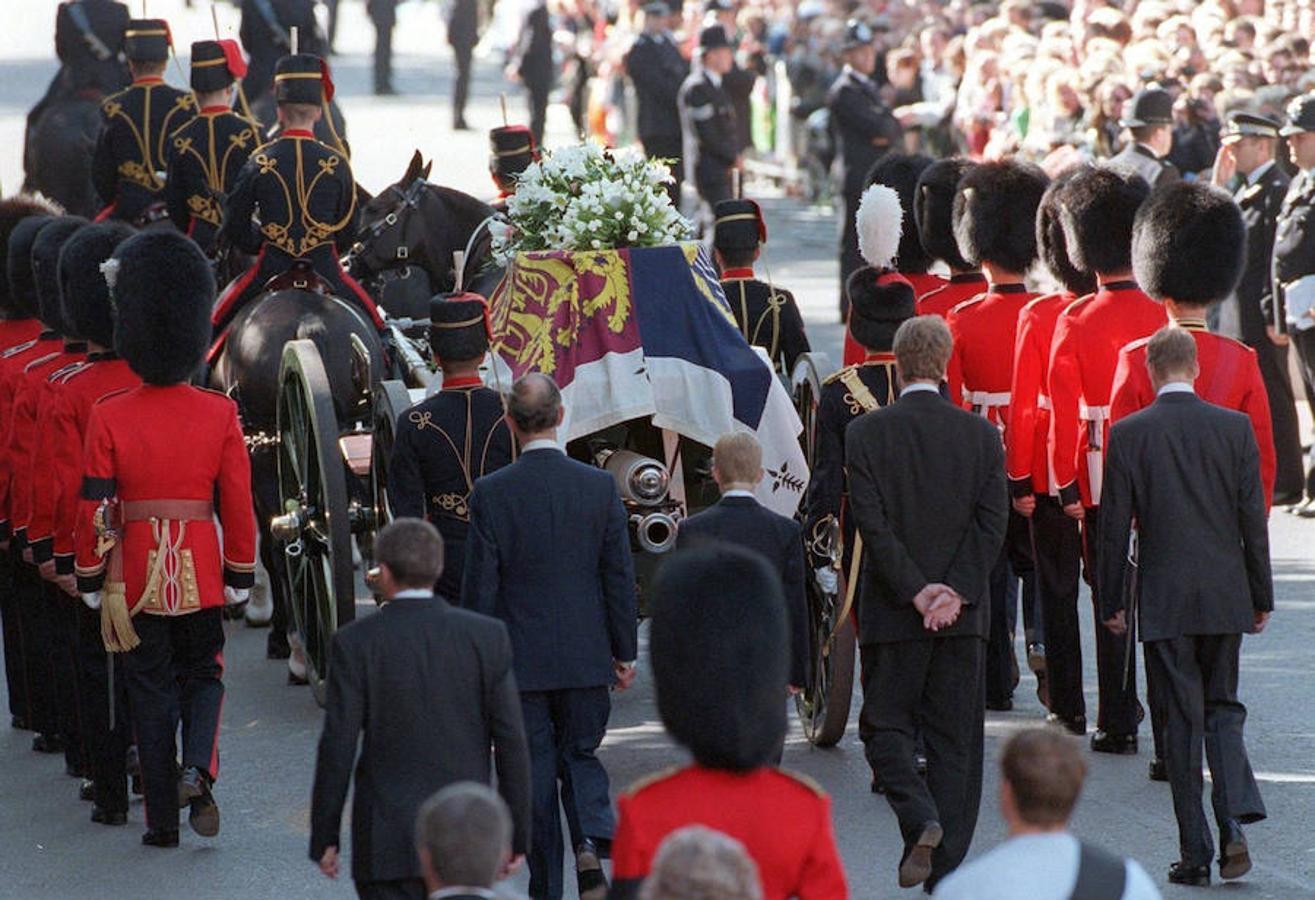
[{"xmin": 348, "ymin": 178, "xmax": 428, "ymax": 276}]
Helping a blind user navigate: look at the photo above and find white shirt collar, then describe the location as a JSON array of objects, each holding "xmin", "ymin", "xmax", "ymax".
[
  {"xmin": 430, "ymin": 889, "xmax": 499, "ymax": 899},
  {"xmin": 1157, "ymin": 382, "xmax": 1195, "ymax": 396},
  {"xmin": 522, "ymin": 438, "xmax": 562, "ymax": 454},
  {"xmin": 900, "ymin": 382, "xmax": 940, "ymax": 397},
  {"xmin": 722, "ymin": 489, "xmax": 757, "ymax": 499},
  {"xmin": 1247, "ymin": 159, "xmax": 1275, "ymax": 184},
  {"xmin": 706, "ymin": 69, "xmax": 723, "ymax": 88},
  {"xmin": 844, "ymin": 64, "xmax": 871, "ymax": 85},
  {"xmin": 392, "ymin": 589, "xmax": 432, "ymax": 599}
]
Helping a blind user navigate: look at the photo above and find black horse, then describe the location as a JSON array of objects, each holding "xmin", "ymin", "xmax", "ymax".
[
  {"xmin": 348, "ymin": 151, "xmax": 505, "ymax": 318},
  {"xmin": 25, "ymin": 97, "xmax": 102, "ymax": 217}
]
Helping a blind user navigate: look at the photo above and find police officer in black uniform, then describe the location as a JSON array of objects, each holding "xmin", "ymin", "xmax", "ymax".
[
  {"xmin": 1213, "ymin": 111, "xmax": 1304, "ymax": 506},
  {"xmin": 25, "ymin": 0, "xmax": 130, "ymax": 182},
  {"xmin": 1109, "ymin": 87, "xmax": 1181, "ymax": 189},
  {"xmin": 165, "ymin": 41, "xmax": 260, "ymax": 257},
  {"xmin": 679, "ymin": 26, "xmax": 738, "ymax": 235},
  {"xmin": 826, "ymin": 20, "xmax": 902, "ymax": 318},
  {"xmin": 217, "ymin": 53, "xmax": 382, "ymax": 337},
  {"xmin": 713, "ymin": 198, "xmax": 809, "ymax": 376},
  {"xmin": 91, "ymin": 19, "xmax": 196, "ymax": 224},
  {"xmin": 240, "ymin": 0, "xmax": 323, "ymax": 103},
  {"xmin": 1273, "ymin": 93, "xmax": 1315, "ymax": 516},
  {"xmin": 625, "ymin": 1, "xmax": 688, "ymax": 209},
  {"xmin": 387, "ymin": 294, "xmax": 514, "ymax": 602}
]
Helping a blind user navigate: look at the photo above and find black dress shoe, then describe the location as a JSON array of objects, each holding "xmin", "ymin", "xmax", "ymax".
[
  {"xmin": 32, "ymin": 733, "xmax": 64, "ymax": 753},
  {"xmin": 1090, "ymin": 730, "xmax": 1138, "ymax": 754},
  {"xmin": 91, "ymin": 806, "xmax": 127, "ymax": 826},
  {"xmin": 1047, "ymin": 713, "xmax": 1087, "ymax": 736},
  {"xmin": 179, "ymin": 767, "xmax": 220, "ymax": 837},
  {"xmin": 1148, "ymin": 758, "xmax": 1168, "ymax": 782},
  {"xmin": 1218, "ymin": 820, "xmax": 1251, "ymax": 880},
  {"xmin": 80, "ymin": 779, "xmax": 95, "ymax": 802},
  {"xmin": 576, "ymin": 840, "xmax": 608, "ymax": 900},
  {"xmin": 1168, "ymin": 861, "xmax": 1211, "ymax": 886},
  {"xmin": 141, "ymin": 828, "xmax": 179, "ymax": 848},
  {"xmin": 266, "ymin": 634, "xmax": 291, "ymax": 660},
  {"xmin": 898, "ymin": 821, "xmax": 943, "ymax": 888}
]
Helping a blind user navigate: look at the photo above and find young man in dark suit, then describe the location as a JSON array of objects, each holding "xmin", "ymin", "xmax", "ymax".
[
  {"xmin": 676, "ymin": 431, "xmax": 808, "ymax": 698},
  {"xmin": 846, "ymin": 314, "xmax": 1009, "ymax": 892},
  {"xmin": 1100, "ymin": 353, "xmax": 1271, "ymax": 885},
  {"xmin": 463, "ymin": 373, "xmax": 639, "ymax": 900},
  {"xmin": 310, "ymin": 520, "xmax": 531, "ymax": 900}
]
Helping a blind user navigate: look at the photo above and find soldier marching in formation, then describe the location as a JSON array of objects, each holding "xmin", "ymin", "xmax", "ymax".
[{"xmin": 712, "ymin": 198, "xmax": 809, "ymax": 377}]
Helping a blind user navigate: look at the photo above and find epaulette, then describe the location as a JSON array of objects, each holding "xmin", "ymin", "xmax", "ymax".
[
  {"xmin": 23, "ymin": 351, "xmax": 61, "ymax": 373},
  {"xmin": 2, "ymin": 339, "xmax": 39, "ymax": 359},
  {"xmin": 1211, "ymin": 332, "xmax": 1254, "ymax": 353},
  {"xmin": 1061, "ymin": 292, "xmax": 1096, "ymax": 317},
  {"xmin": 622, "ymin": 766, "xmax": 682, "ymax": 797},
  {"xmin": 822, "ymin": 364, "xmax": 856, "ymax": 387},
  {"xmin": 90, "ymin": 386, "xmax": 135, "ymax": 407},
  {"xmin": 775, "ymin": 767, "xmax": 828, "ymax": 798},
  {"xmin": 49, "ymin": 361, "xmax": 90, "ymax": 383},
  {"xmin": 197, "ymin": 385, "xmax": 239, "ymax": 406},
  {"xmin": 1023, "ymin": 291, "xmax": 1066, "ymax": 313},
  {"xmin": 948, "ymin": 292, "xmax": 988, "ymax": 317},
  {"xmin": 1123, "ymin": 335, "xmax": 1151, "ymax": 354}
]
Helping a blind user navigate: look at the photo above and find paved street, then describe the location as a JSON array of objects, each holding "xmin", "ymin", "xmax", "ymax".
[{"xmin": 0, "ymin": 2, "xmax": 1313, "ymax": 897}]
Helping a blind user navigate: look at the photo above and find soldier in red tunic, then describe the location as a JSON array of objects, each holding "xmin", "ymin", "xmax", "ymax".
[
  {"xmin": 1006, "ymin": 172, "xmax": 1097, "ymax": 737},
  {"xmin": 1110, "ymin": 181, "xmax": 1276, "ymax": 784},
  {"xmin": 611, "ymin": 544, "xmax": 847, "ymax": 900},
  {"xmin": 74, "ymin": 230, "xmax": 257, "ymax": 848},
  {"xmin": 1047, "ymin": 166, "xmax": 1166, "ymax": 755},
  {"xmin": 0, "ymin": 195, "xmax": 61, "ymax": 734},
  {"xmin": 30, "ymin": 222, "xmax": 140, "ymax": 822},
  {"xmin": 944, "ymin": 160, "xmax": 1049, "ymax": 712},
  {"xmin": 912, "ymin": 158, "xmax": 985, "ymax": 319}
]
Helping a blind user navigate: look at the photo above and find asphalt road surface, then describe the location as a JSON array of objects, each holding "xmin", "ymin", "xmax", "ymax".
[{"xmin": 0, "ymin": 2, "xmax": 1313, "ymax": 897}]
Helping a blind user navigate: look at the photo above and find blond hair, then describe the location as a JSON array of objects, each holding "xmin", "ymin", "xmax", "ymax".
[
  {"xmin": 893, "ymin": 316, "xmax": 954, "ymax": 382},
  {"xmin": 713, "ymin": 432, "xmax": 763, "ymax": 485}
]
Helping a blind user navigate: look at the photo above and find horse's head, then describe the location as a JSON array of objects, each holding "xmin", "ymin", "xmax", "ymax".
[{"xmin": 349, "ymin": 150, "xmax": 433, "ymax": 279}]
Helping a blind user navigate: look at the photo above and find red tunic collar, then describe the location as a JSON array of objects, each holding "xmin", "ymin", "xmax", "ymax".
[
  {"xmin": 1176, "ymin": 317, "xmax": 1208, "ymax": 332},
  {"xmin": 1097, "ymin": 279, "xmax": 1139, "ymax": 292},
  {"xmin": 132, "ymin": 76, "xmax": 164, "ymax": 86},
  {"xmin": 200, "ymin": 105, "xmax": 230, "ymax": 115},
  {"xmin": 282, "ymin": 128, "xmax": 315, "ymax": 139},
  {"xmin": 721, "ymin": 267, "xmax": 755, "ymax": 280},
  {"xmin": 864, "ymin": 351, "xmax": 896, "ymax": 364},
  {"xmin": 442, "ymin": 374, "xmax": 484, "ymax": 389}
]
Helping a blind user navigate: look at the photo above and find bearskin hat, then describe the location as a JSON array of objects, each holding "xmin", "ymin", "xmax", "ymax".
[
  {"xmin": 866, "ymin": 152, "xmax": 934, "ymax": 273},
  {"xmin": 1036, "ymin": 170, "xmax": 1097, "ymax": 297},
  {"xmin": 31, "ymin": 218, "xmax": 88, "ymax": 333},
  {"xmin": 952, "ymin": 160, "xmax": 1049, "ymax": 274},
  {"xmin": 7, "ymin": 214, "xmax": 59, "ymax": 320},
  {"xmin": 846, "ymin": 267, "xmax": 916, "ymax": 352},
  {"xmin": 914, "ymin": 158, "xmax": 976, "ymax": 271},
  {"xmin": 1059, "ymin": 166, "xmax": 1150, "ymax": 276},
  {"xmin": 650, "ymin": 544, "xmax": 787, "ymax": 770},
  {"xmin": 429, "ymin": 293, "xmax": 491, "ymax": 363},
  {"xmin": 57, "ymin": 222, "xmax": 136, "ymax": 347},
  {"xmin": 1132, "ymin": 182, "xmax": 1246, "ymax": 305},
  {"xmin": 0, "ymin": 196, "xmax": 63, "ymax": 318},
  {"xmin": 108, "ymin": 230, "xmax": 216, "ymax": 385},
  {"xmin": 855, "ymin": 184, "xmax": 903, "ymax": 271}
]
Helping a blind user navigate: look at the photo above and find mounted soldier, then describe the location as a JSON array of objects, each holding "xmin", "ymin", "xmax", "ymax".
[
  {"xmin": 214, "ymin": 52, "xmax": 383, "ymax": 340},
  {"xmin": 165, "ymin": 40, "xmax": 260, "ymax": 258},
  {"xmin": 90, "ymin": 18, "xmax": 196, "ymax": 225}
]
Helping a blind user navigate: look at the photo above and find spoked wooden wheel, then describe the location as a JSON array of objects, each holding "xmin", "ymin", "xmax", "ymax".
[
  {"xmin": 790, "ymin": 353, "xmax": 856, "ymax": 747},
  {"xmin": 370, "ymin": 380, "xmax": 414, "ymax": 535},
  {"xmin": 274, "ymin": 339, "xmax": 356, "ymax": 705}
]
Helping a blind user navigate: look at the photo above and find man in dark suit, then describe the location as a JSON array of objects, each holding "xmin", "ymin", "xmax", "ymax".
[
  {"xmin": 310, "ymin": 520, "xmax": 531, "ymax": 900},
  {"xmin": 511, "ymin": 0, "xmax": 555, "ymax": 147},
  {"xmin": 416, "ymin": 783, "xmax": 519, "ymax": 899},
  {"xmin": 826, "ymin": 19, "xmax": 902, "ymax": 317},
  {"xmin": 677, "ymin": 431, "xmax": 807, "ymax": 697},
  {"xmin": 1099, "ymin": 328, "xmax": 1271, "ymax": 888},
  {"xmin": 625, "ymin": 2, "xmax": 688, "ymax": 208},
  {"xmin": 846, "ymin": 314, "xmax": 1008, "ymax": 892},
  {"xmin": 463, "ymin": 373, "xmax": 639, "ymax": 900},
  {"xmin": 1213, "ymin": 112, "xmax": 1304, "ymax": 506},
  {"xmin": 448, "ymin": 0, "xmax": 479, "ymax": 129}
]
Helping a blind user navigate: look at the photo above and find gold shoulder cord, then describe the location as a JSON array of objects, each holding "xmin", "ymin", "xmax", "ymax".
[{"xmin": 838, "ymin": 367, "xmax": 881, "ymax": 413}]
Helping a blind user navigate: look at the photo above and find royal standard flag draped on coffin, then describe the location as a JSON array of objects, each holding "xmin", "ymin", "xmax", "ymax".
[{"xmin": 488, "ymin": 243, "xmax": 808, "ymax": 516}]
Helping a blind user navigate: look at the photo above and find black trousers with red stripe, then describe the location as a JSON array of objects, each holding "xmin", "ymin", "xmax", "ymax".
[{"xmin": 123, "ymin": 607, "xmax": 225, "ymax": 832}]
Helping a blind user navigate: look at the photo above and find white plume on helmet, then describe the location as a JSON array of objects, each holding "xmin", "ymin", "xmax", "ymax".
[{"xmin": 856, "ymin": 183, "xmax": 904, "ymax": 270}]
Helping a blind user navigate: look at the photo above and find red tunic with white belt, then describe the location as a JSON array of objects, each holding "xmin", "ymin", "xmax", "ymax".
[
  {"xmin": 1110, "ymin": 318, "xmax": 1276, "ymax": 508},
  {"xmin": 26, "ymin": 352, "xmax": 141, "ymax": 574},
  {"xmin": 1047, "ymin": 281, "xmax": 1167, "ymax": 508},
  {"xmin": 945, "ymin": 283, "xmax": 1038, "ymax": 431},
  {"xmin": 75, "ymin": 385, "xmax": 257, "ymax": 613},
  {"xmin": 1006, "ymin": 291, "xmax": 1075, "ymax": 498}
]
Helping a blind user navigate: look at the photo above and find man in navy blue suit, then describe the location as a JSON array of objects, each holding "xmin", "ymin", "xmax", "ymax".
[
  {"xmin": 462, "ymin": 373, "xmax": 639, "ymax": 900},
  {"xmin": 676, "ymin": 431, "xmax": 808, "ymax": 698}
]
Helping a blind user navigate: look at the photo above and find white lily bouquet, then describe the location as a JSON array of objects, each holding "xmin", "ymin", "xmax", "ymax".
[{"xmin": 492, "ymin": 142, "xmax": 693, "ymax": 259}]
